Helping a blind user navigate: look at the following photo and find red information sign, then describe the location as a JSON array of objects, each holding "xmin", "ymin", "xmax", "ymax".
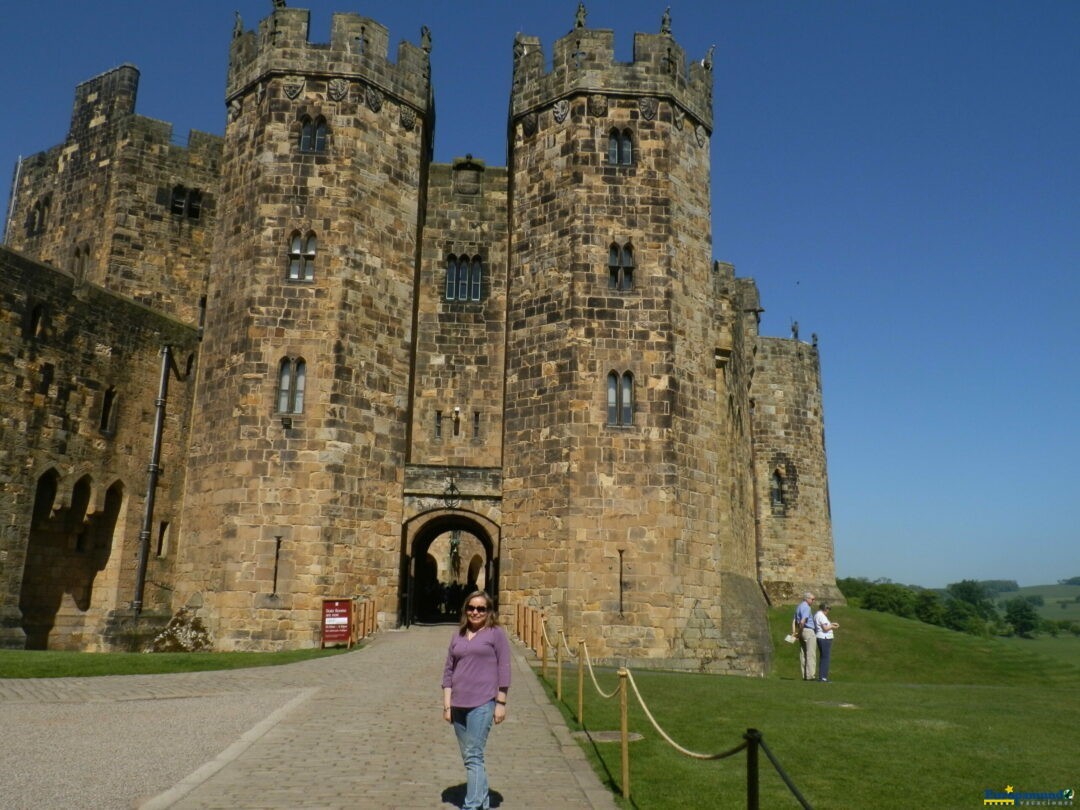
[{"xmin": 322, "ymin": 598, "xmax": 353, "ymax": 648}]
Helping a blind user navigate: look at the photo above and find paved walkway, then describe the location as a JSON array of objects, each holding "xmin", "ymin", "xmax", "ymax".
[{"xmin": 0, "ymin": 626, "xmax": 619, "ymax": 810}]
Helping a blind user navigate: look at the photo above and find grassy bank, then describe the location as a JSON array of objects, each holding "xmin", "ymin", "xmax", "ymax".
[
  {"xmin": 540, "ymin": 606, "xmax": 1079, "ymax": 809},
  {"xmin": 0, "ymin": 646, "xmax": 348, "ymax": 678}
]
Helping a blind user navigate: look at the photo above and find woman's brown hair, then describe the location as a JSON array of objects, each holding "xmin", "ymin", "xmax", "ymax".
[{"xmin": 458, "ymin": 590, "xmax": 499, "ymax": 634}]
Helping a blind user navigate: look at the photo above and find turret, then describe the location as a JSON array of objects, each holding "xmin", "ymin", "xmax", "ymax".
[
  {"xmin": 175, "ymin": 6, "xmax": 433, "ymax": 649},
  {"xmin": 501, "ymin": 7, "xmax": 771, "ymax": 673}
]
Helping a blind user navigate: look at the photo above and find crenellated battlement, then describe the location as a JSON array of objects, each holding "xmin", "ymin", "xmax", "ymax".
[
  {"xmin": 511, "ymin": 23, "xmax": 713, "ymax": 131},
  {"xmin": 227, "ymin": 6, "xmax": 431, "ymax": 114}
]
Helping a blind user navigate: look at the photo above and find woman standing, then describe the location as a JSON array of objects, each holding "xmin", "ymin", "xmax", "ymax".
[
  {"xmin": 442, "ymin": 590, "xmax": 511, "ymax": 810},
  {"xmin": 813, "ymin": 603, "xmax": 839, "ymax": 682}
]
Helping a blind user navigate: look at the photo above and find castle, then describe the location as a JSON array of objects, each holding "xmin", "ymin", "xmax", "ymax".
[{"xmin": 0, "ymin": 4, "xmax": 839, "ymax": 674}]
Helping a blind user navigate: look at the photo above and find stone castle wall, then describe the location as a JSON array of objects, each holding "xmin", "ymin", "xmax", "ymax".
[
  {"xmin": 751, "ymin": 337, "xmax": 841, "ymax": 604},
  {"xmin": 0, "ymin": 247, "xmax": 198, "ymax": 649},
  {"xmin": 409, "ymin": 159, "xmax": 508, "ymax": 471}
]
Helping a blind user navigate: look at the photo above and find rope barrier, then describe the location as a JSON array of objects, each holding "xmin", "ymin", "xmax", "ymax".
[
  {"xmin": 539, "ymin": 612, "xmax": 556, "ymax": 655},
  {"xmin": 559, "ymin": 630, "xmax": 578, "ymax": 659},
  {"xmin": 527, "ymin": 628, "xmax": 812, "ymax": 807},
  {"xmin": 758, "ymin": 736, "xmax": 814, "ymax": 809},
  {"xmin": 581, "ymin": 641, "xmax": 620, "ymax": 699},
  {"xmin": 624, "ymin": 670, "xmax": 749, "ymax": 760}
]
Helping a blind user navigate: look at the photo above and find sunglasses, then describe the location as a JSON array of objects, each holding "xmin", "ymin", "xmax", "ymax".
[{"xmin": 466, "ymin": 605, "xmax": 489, "ymax": 613}]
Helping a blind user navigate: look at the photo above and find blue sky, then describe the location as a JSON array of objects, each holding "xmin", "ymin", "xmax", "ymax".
[{"xmin": 2, "ymin": 1, "xmax": 1077, "ymax": 588}]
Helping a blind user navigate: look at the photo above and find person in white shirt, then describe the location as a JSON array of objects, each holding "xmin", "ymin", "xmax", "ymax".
[{"xmin": 813, "ymin": 604, "xmax": 839, "ymax": 682}]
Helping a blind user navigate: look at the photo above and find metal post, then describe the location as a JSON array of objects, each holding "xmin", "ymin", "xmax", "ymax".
[
  {"xmin": 619, "ymin": 668, "xmax": 630, "ymax": 800},
  {"xmin": 745, "ymin": 728, "xmax": 761, "ymax": 810}
]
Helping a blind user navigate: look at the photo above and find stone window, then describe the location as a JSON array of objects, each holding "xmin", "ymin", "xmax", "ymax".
[
  {"xmin": 168, "ymin": 185, "xmax": 202, "ymax": 220},
  {"xmin": 276, "ymin": 357, "xmax": 307, "ymax": 414},
  {"xmin": 770, "ymin": 469, "xmax": 787, "ymax": 514},
  {"xmin": 156, "ymin": 521, "xmax": 170, "ymax": 557},
  {"xmin": 99, "ymin": 386, "xmax": 118, "ymax": 435},
  {"xmin": 608, "ymin": 242, "xmax": 634, "ymax": 291},
  {"xmin": 607, "ymin": 128, "xmax": 633, "ymax": 165},
  {"xmin": 24, "ymin": 303, "xmax": 46, "ymax": 340},
  {"xmin": 299, "ymin": 115, "xmax": 328, "ymax": 153},
  {"xmin": 25, "ymin": 196, "xmax": 51, "ymax": 237},
  {"xmin": 72, "ymin": 245, "xmax": 91, "ymax": 281},
  {"xmin": 445, "ymin": 254, "xmax": 483, "ymax": 301},
  {"xmin": 606, "ymin": 370, "xmax": 634, "ymax": 426},
  {"xmin": 435, "ymin": 410, "xmax": 443, "ymax": 439},
  {"xmin": 472, "ymin": 411, "xmax": 481, "ymax": 439},
  {"xmin": 288, "ymin": 231, "xmax": 317, "ymax": 281}
]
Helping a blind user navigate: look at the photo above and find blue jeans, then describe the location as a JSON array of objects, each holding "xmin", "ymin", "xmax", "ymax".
[
  {"xmin": 818, "ymin": 637, "xmax": 832, "ymax": 680},
  {"xmin": 452, "ymin": 700, "xmax": 495, "ymax": 810}
]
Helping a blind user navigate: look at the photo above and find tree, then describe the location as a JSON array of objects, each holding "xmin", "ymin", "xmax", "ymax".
[
  {"xmin": 914, "ymin": 591, "xmax": 946, "ymax": 626},
  {"xmin": 1058, "ymin": 576, "xmax": 1080, "ymax": 586},
  {"xmin": 836, "ymin": 577, "xmax": 873, "ymax": 602},
  {"xmin": 944, "ymin": 598, "xmax": 986, "ymax": 635},
  {"xmin": 862, "ymin": 583, "xmax": 918, "ymax": 619},
  {"xmin": 946, "ymin": 579, "xmax": 997, "ymax": 620},
  {"xmin": 1004, "ymin": 598, "xmax": 1039, "ymax": 637}
]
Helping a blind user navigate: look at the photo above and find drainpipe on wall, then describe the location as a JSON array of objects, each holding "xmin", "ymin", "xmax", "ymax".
[
  {"xmin": 4, "ymin": 156, "xmax": 23, "ymax": 245},
  {"xmin": 133, "ymin": 345, "xmax": 173, "ymax": 616}
]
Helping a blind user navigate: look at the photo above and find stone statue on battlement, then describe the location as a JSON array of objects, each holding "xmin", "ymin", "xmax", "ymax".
[
  {"xmin": 575, "ymin": 2, "xmax": 587, "ymax": 29},
  {"xmin": 661, "ymin": 8, "xmax": 672, "ymax": 35}
]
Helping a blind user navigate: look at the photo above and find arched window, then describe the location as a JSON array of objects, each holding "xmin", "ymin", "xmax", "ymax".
[
  {"xmin": 276, "ymin": 357, "xmax": 306, "ymax": 414},
  {"xmin": 445, "ymin": 255, "xmax": 459, "ymax": 300},
  {"xmin": 299, "ymin": 116, "xmax": 328, "ymax": 153},
  {"xmin": 608, "ymin": 128, "xmax": 633, "ymax": 165},
  {"xmin": 288, "ymin": 231, "xmax": 317, "ymax": 281},
  {"xmin": 99, "ymin": 386, "xmax": 118, "ymax": 434},
  {"xmin": 445, "ymin": 254, "xmax": 483, "ymax": 301},
  {"xmin": 606, "ymin": 370, "xmax": 634, "ymax": 426},
  {"xmin": 470, "ymin": 257, "xmax": 483, "ymax": 301},
  {"xmin": 608, "ymin": 242, "xmax": 634, "ymax": 291}
]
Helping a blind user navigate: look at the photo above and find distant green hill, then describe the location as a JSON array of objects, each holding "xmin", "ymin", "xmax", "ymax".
[
  {"xmin": 992, "ymin": 583, "xmax": 1080, "ymax": 621},
  {"xmin": 768, "ymin": 603, "xmax": 1080, "ymax": 684}
]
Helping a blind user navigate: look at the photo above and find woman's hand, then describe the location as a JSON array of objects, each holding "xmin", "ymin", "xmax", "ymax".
[
  {"xmin": 494, "ymin": 703, "xmax": 507, "ymax": 725},
  {"xmin": 443, "ymin": 706, "xmax": 452, "ymax": 723}
]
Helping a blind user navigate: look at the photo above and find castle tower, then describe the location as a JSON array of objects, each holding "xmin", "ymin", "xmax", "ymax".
[
  {"xmin": 501, "ymin": 12, "xmax": 771, "ymax": 672},
  {"xmin": 173, "ymin": 7, "xmax": 433, "ymax": 647},
  {"xmin": 4, "ymin": 65, "xmax": 220, "ymax": 325},
  {"xmin": 752, "ymin": 337, "xmax": 842, "ymax": 604}
]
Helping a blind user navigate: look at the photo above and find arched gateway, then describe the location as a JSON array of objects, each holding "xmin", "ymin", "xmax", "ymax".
[{"xmin": 399, "ymin": 509, "xmax": 500, "ymax": 627}]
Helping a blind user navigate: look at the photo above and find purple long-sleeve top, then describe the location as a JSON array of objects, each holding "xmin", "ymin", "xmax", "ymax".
[{"xmin": 441, "ymin": 625, "xmax": 511, "ymax": 709}]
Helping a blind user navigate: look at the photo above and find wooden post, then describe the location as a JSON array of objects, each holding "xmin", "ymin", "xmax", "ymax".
[
  {"xmin": 556, "ymin": 633, "xmax": 564, "ymax": 701},
  {"xmin": 577, "ymin": 639, "xmax": 585, "ymax": 724},
  {"xmin": 619, "ymin": 668, "xmax": 630, "ymax": 800},
  {"xmin": 540, "ymin": 613, "xmax": 547, "ymax": 679}
]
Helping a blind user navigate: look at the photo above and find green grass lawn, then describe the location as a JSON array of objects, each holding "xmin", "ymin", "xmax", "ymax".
[
  {"xmin": 539, "ymin": 606, "xmax": 1080, "ymax": 809},
  {"xmin": 0, "ymin": 645, "xmax": 348, "ymax": 678}
]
